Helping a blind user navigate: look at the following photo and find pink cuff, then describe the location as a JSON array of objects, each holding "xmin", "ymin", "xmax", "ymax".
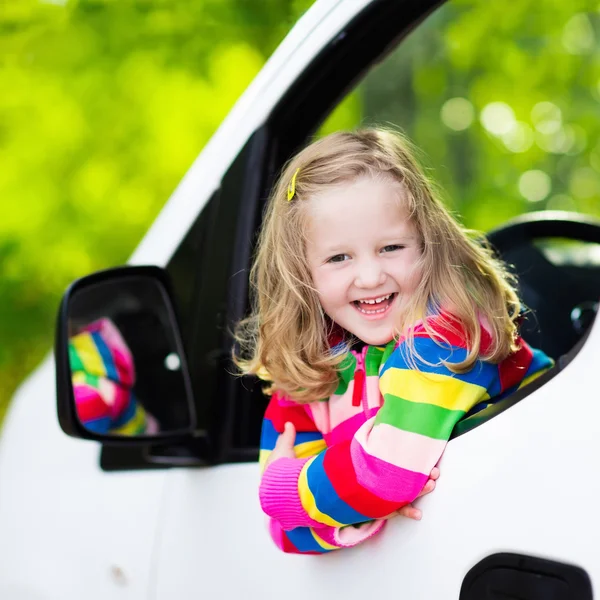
[
  {"xmin": 319, "ymin": 520, "xmax": 386, "ymax": 548},
  {"xmin": 267, "ymin": 518, "xmax": 286, "ymax": 552},
  {"xmin": 259, "ymin": 457, "xmax": 322, "ymax": 530}
]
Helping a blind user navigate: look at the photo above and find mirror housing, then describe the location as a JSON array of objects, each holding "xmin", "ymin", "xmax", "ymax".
[{"xmin": 55, "ymin": 265, "xmax": 197, "ymax": 444}]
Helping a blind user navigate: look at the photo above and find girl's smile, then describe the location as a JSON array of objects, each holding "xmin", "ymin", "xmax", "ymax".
[
  {"xmin": 353, "ymin": 292, "xmax": 397, "ymax": 318},
  {"xmin": 306, "ymin": 176, "xmax": 423, "ymax": 345}
]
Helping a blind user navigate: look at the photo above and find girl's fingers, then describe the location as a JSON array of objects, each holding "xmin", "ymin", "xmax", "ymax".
[
  {"xmin": 275, "ymin": 422, "xmax": 296, "ymax": 448},
  {"xmin": 417, "ymin": 479, "xmax": 436, "ymax": 498},
  {"xmin": 429, "ymin": 467, "xmax": 440, "ymax": 480},
  {"xmin": 397, "ymin": 504, "xmax": 422, "ymax": 521},
  {"xmin": 283, "ymin": 422, "xmax": 296, "ymax": 445},
  {"xmin": 393, "ymin": 476, "xmax": 439, "ymax": 521}
]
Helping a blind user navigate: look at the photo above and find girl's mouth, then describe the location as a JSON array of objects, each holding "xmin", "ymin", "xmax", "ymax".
[{"xmin": 352, "ymin": 293, "xmax": 397, "ymax": 318}]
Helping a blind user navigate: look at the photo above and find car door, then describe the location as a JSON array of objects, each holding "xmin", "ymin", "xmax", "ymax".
[{"xmin": 150, "ymin": 0, "xmax": 600, "ymax": 597}]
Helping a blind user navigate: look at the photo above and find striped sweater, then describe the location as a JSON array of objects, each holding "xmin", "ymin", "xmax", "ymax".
[
  {"xmin": 69, "ymin": 318, "xmax": 156, "ymax": 435},
  {"xmin": 258, "ymin": 316, "xmax": 553, "ymax": 554}
]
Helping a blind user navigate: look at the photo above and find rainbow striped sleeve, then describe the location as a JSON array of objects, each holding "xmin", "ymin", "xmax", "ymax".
[
  {"xmin": 260, "ymin": 334, "xmax": 497, "ymax": 529},
  {"xmin": 259, "ymin": 392, "xmax": 327, "ymax": 473},
  {"xmin": 69, "ymin": 318, "xmax": 148, "ymax": 435},
  {"xmin": 260, "ymin": 393, "xmax": 386, "ymax": 553}
]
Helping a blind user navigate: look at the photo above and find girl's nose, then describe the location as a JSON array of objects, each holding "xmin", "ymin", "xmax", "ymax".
[{"xmin": 354, "ymin": 260, "xmax": 386, "ymax": 289}]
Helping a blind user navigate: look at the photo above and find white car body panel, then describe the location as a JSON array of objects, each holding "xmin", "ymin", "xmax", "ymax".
[
  {"xmin": 0, "ymin": 2, "xmax": 373, "ymax": 599},
  {"xmin": 0, "ymin": 360, "xmax": 166, "ymax": 600},
  {"xmin": 0, "ymin": 0, "xmax": 596, "ymax": 598},
  {"xmin": 154, "ymin": 316, "xmax": 599, "ymax": 597}
]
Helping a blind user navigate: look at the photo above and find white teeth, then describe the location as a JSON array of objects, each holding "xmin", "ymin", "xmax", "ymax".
[
  {"xmin": 354, "ymin": 293, "xmax": 394, "ymax": 314},
  {"xmin": 358, "ymin": 294, "xmax": 392, "ymax": 305},
  {"xmin": 357, "ymin": 305, "xmax": 387, "ymax": 314}
]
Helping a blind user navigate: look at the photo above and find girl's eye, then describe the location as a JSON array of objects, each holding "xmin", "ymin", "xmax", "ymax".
[
  {"xmin": 382, "ymin": 244, "xmax": 405, "ymax": 253},
  {"xmin": 328, "ymin": 254, "xmax": 349, "ymax": 263}
]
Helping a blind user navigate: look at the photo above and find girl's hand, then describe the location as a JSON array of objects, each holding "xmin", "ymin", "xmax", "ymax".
[
  {"xmin": 392, "ymin": 466, "xmax": 440, "ymax": 521},
  {"xmin": 263, "ymin": 422, "xmax": 297, "ymax": 470}
]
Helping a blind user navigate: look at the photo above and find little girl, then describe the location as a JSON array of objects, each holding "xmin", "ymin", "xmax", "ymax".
[{"xmin": 235, "ymin": 128, "xmax": 553, "ymax": 554}]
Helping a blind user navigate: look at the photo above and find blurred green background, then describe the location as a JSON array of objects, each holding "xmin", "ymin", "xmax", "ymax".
[{"xmin": 1, "ymin": 0, "xmax": 599, "ymax": 426}]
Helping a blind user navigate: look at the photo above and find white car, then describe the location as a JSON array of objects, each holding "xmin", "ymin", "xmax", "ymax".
[{"xmin": 1, "ymin": 1, "xmax": 599, "ymax": 599}]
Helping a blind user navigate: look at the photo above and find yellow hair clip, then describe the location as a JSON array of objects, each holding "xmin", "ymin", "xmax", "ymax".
[{"xmin": 287, "ymin": 168, "xmax": 300, "ymax": 202}]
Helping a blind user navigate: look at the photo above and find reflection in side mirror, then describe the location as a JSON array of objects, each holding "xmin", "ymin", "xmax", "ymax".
[{"xmin": 55, "ymin": 266, "xmax": 196, "ymax": 442}]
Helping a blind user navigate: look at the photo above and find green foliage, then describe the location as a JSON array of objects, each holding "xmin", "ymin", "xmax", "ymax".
[
  {"xmin": 1, "ymin": 0, "xmax": 600, "ymax": 425},
  {"xmin": 0, "ymin": 0, "xmax": 312, "ymax": 421},
  {"xmin": 320, "ymin": 0, "xmax": 600, "ymax": 231}
]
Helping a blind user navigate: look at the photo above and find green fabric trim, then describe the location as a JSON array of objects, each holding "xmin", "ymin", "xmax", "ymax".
[
  {"xmin": 365, "ymin": 346, "xmax": 384, "ymax": 376},
  {"xmin": 334, "ymin": 352, "xmax": 356, "ymax": 395}
]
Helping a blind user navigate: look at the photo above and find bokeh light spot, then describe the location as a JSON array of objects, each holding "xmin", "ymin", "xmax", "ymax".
[
  {"xmin": 531, "ymin": 101, "xmax": 562, "ymax": 134},
  {"xmin": 562, "ymin": 13, "xmax": 595, "ymax": 55},
  {"xmin": 440, "ymin": 97, "xmax": 475, "ymax": 131},
  {"xmin": 502, "ymin": 122, "xmax": 534, "ymax": 153},
  {"xmin": 480, "ymin": 102, "xmax": 516, "ymax": 136},
  {"xmin": 519, "ymin": 170, "xmax": 551, "ymax": 202},
  {"xmin": 570, "ymin": 167, "xmax": 600, "ymax": 199}
]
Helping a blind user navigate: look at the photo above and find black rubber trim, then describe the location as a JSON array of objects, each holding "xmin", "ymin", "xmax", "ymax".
[
  {"xmin": 216, "ymin": 126, "xmax": 273, "ymax": 463},
  {"xmin": 460, "ymin": 553, "xmax": 593, "ymax": 599},
  {"xmin": 488, "ymin": 210, "xmax": 600, "ymax": 249}
]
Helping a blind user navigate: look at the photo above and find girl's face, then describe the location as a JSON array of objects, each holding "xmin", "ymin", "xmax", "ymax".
[{"xmin": 306, "ymin": 176, "xmax": 423, "ymax": 346}]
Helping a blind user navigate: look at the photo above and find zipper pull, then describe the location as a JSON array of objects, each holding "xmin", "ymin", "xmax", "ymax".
[{"xmin": 352, "ymin": 368, "xmax": 365, "ymax": 407}]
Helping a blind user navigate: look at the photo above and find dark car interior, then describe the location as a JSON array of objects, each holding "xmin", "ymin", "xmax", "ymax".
[
  {"xmin": 452, "ymin": 211, "xmax": 600, "ymax": 437},
  {"xmin": 487, "ymin": 212, "xmax": 600, "ymax": 361}
]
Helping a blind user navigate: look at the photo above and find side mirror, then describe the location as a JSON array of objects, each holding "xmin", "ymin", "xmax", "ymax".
[{"xmin": 55, "ymin": 266, "xmax": 197, "ymax": 443}]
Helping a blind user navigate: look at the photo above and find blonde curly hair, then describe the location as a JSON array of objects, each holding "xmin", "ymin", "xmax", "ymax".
[{"xmin": 234, "ymin": 128, "xmax": 521, "ymax": 403}]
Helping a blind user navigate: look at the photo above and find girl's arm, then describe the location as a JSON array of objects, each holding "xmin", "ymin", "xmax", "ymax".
[
  {"xmin": 260, "ymin": 331, "xmax": 552, "ymax": 530},
  {"xmin": 259, "ymin": 392, "xmax": 385, "ymax": 553}
]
